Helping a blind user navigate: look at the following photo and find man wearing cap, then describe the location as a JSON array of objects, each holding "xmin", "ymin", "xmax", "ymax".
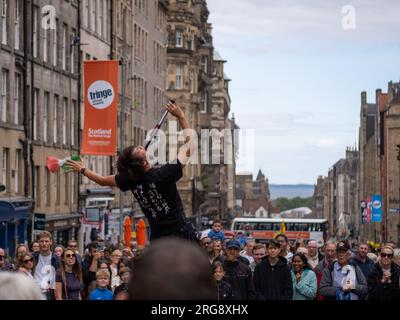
[
  {"xmin": 222, "ymin": 240, "xmax": 255, "ymax": 300},
  {"xmin": 319, "ymin": 241, "xmax": 367, "ymax": 300}
]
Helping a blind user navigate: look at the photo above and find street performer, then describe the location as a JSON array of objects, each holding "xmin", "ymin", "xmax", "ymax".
[{"xmin": 67, "ymin": 101, "xmax": 197, "ymax": 241}]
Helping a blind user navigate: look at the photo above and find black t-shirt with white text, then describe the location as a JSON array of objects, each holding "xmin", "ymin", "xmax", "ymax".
[{"xmin": 115, "ymin": 160, "xmax": 187, "ymax": 240}]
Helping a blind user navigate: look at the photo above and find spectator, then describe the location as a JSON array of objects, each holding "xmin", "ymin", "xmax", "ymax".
[
  {"xmin": 128, "ymin": 237, "xmax": 215, "ymax": 299},
  {"xmin": 367, "ymin": 245, "xmax": 400, "ymax": 300},
  {"xmin": 240, "ymin": 239, "xmax": 255, "ymax": 265},
  {"xmin": 55, "ymin": 248, "xmax": 83, "ymax": 300},
  {"xmin": 222, "ymin": 239, "xmax": 255, "ymax": 300},
  {"xmin": 114, "ymin": 267, "xmax": 132, "ymax": 300},
  {"xmin": 32, "ymin": 231, "xmax": 60, "ymax": 300},
  {"xmin": 307, "ymin": 240, "xmax": 324, "ymax": 269},
  {"xmin": 250, "ymin": 244, "xmax": 266, "ymax": 272},
  {"xmin": 275, "ymin": 234, "xmax": 293, "ymax": 264},
  {"xmin": 350, "ymin": 242, "xmax": 375, "ymax": 280},
  {"xmin": 212, "ymin": 261, "xmax": 233, "ymax": 300},
  {"xmin": 89, "ymin": 269, "xmax": 114, "ymax": 300},
  {"xmin": 0, "ymin": 272, "xmax": 45, "ymax": 300},
  {"xmin": 208, "ymin": 219, "xmax": 225, "ymax": 241},
  {"xmin": 16, "ymin": 252, "xmax": 36, "ymax": 279},
  {"xmin": 0, "ymin": 248, "xmax": 13, "ymax": 271},
  {"xmin": 254, "ymin": 239, "xmax": 293, "ymax": 300},
  {"xmin": 291, "ymin": 253, "xmax": 317, "ymax": 300},
  {"xmin": 319, "ymin": 241, "xmax": 367, "ymax": 300}
]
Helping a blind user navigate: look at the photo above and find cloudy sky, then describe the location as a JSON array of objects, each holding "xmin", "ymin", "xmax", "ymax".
[{"xmin": 207, "ymin": 0, "xmax": 400, "ymax": 184}]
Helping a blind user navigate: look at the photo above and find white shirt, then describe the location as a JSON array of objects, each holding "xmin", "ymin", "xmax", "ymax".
[{"xmin": 34, "ymin": 254, "xmax": 56, "ymax": 291}]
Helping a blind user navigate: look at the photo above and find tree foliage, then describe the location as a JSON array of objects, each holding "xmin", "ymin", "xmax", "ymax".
[{"xmin": 274, "ymin": 197, "xmax": 313, "ymax": 212}]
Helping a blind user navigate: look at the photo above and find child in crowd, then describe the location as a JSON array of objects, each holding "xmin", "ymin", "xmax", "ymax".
[
  {"xmin": 212, "ymin": 261, "xmax": 232, "ymax": 300},
  {"xmin": 89, "ymin": 269, "xmax": 113, "ymax": 300},
  {"xmin": 208, "ymin": 219, "xmax": 225, "ymax": 241}
]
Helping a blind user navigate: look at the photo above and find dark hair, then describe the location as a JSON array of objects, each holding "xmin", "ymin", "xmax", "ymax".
[
  {"xmin": 116, "ymin": 145, "xmax": 146, "ymax": 181},
  {"xmin": 60, "ymin": 248, "xmax": 83, "ymax": 286},
  {"xmin": 292, "ymin": 253, "xmax": 313, "ymax": 270},
  {"xmin": 128, "ymin": 237, "xmax": 214, "ymax": 299},
  {"xmin": 212, "ymin": 261, "xmax": 225, "ymax": 273},
  {"xmin": 213, "ymin": 219, "xmax": 222, "ymax": 225},
  {"xmin": 274, "ymin": 234, "xmax": 288, "ymax": 243},
  {"xmin": 267, "ymin": 239, "xmax": 281, "ymax": 249}
]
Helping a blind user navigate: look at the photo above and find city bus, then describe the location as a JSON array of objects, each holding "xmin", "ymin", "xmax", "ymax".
[{"xmin": 230, "ymin": 218, "xmax": 329, "ymax": 247}]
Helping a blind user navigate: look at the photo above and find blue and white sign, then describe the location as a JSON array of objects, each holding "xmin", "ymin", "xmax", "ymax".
[{"xmin": 371, "ymin": 194, "xmax": 382, "ymax": 223}]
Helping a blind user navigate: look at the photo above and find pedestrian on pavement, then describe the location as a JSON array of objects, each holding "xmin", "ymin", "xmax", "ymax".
[
  {"xmin": 275, "ymin": 234, "xmax": 293, "ymax": 264},
  {"xmin": 319, "ymin": 241, "xmax": 367, "ymax": 300},
  {"xmin": 350, "ymin": 242, "xmax": 375, "ymax": 280},
  {"xmin": 367, "ymin": 245, "xmax": 400, "ymax": 300},
  {"xmin": 253, "ymin": 239, "xmax": 293, "ymax": 300},
  {"xmin": 212, "ymin": 261, "xmax": 233, "ymax": 300},
  {"xmin": 291, "ymin": 253, "xmax": 317, "ymax": 300},
  {"xmin": 55, "ymin": 248, "xmax": 83, "ymax": 300},
  {"xmin": 32, "ymin": 231, "xmax": 60, "ymax": 300},
  {"xmin": 67, "ymin": 102, "xmax": 197, "ymax": 242}
]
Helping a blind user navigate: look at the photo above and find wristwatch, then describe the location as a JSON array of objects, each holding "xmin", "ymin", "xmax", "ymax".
[{"xmin": 80, "ymin": 167, "xmax": 87, "ymax": 176}]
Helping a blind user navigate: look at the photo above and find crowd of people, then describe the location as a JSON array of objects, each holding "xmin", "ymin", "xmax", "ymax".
[{"xmin": 1, "ymin": 221, "xmax": 400, "ymax": 300}]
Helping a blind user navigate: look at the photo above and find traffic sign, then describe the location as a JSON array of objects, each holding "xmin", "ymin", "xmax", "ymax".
[{"xmin": 34, "ymin": 213, "xmax": 46, "ymax": 230}]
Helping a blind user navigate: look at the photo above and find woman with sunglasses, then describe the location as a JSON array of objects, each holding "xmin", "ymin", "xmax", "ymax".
[
  {"xmin": 55, "ymin": 248, "xmax": 83, "ymax": 300},
  {"xmin": 16, "ymin": 253, "xmax": 36, "ymax": 279},
  {"xmin": 367, "ymin": 245, "xmax": 400, "ymax": 300}
]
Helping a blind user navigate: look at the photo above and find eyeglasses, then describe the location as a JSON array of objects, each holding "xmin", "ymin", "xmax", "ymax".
[
  {"xmin": 65, "ymin": 253, "xmax": 76, "ymax": 258},
  {"xmin": 381, "ymin": 253, "xmax": 393, "ymax": 259},
  {"xmin": 69, "ymin": 245, "xmax": 77, "ymax": 248},
  {"xmin": 23, "ymin": 258, "xmax": 34, "ymax": 264}
]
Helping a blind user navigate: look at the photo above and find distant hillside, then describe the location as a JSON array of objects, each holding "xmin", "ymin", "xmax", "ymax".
[{"xmin": 269, "ymin": 184, "xmax": 314, "ymax": 199}]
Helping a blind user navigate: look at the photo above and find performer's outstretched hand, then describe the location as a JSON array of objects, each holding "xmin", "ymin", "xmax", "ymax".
[
  {"xmin": 66, "ymin": 159, "xmax": 84, "ymax": 172},
  {"xmin": 165, "ymin": 101, "xmax": 185, "ymax": 119}
]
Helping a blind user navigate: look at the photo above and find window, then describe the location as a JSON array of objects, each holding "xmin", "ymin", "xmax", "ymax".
[
  {"xmin": 62, "ymin": 98, "xmax": 67, "ymax": 145},
  {"xmin": 1, "ymin": 0, "xmax": 7, "ymax": 45},
  {"xmin": 1, "ymin": 69, "xmax": 8, "ymax": 122},
  {"xmin": 33, "ymin": 89, "xmax": 38, "ymax": 140},
  {"xmin": 64, "ymin": 173, "xmax": 69, "ymax": 204},
  {"xmin": 201, "ymin": 56, "xmax": 208, "ymax": 73},
  {"xmin": 175, "ymin": 30, "xmax": 182, "ymax": 47},
  {"xmin": 14, "ymin": 149, "xmax": 20, "ymax": 193},
  {"xmin": 71, "ymin": 100, "xmax": 76, "ymax": 146},
  {"xmin": 98, "ymin": 157, "xmax": 103, "ymax": 175},
  {"xmin": 43, "ymin": 27, "xmax": 48, "ymax": 62},
  {"xmin": 55, "ymin": 172, "xmax": 60, "ymax": 205},
  {"xmin": 91, "ymin": 0, "xmax": 96, "ymax": 32},
  {"xmin": 175, "ymin": 64, "xmax": 183, "ymax": 89},
  {"xmin": 32, "ymin": 7, "xmax": 38, "ymax": 57},
  {"xmin": 2, "ymin": 148, "xmax": 9, "ymax": 190},
  {"xmin": 83, "ymin": 0, "xmax": 89, "ymax": 28},
  {"xmin": 44, "ymin": 169, "xmax": 50, "ymax": 206},
  {"xmin": 99, "ymin": 0, "xmax": 104, "ymax": 37},
  {"xmin": 43, "ymin": 92, "xmax": 49, "ymax": 142},
  {"xmin": 53, "ymin": 95, "xmax": 58, "ymax": 143},
  {"xmin": 71, "ymin": 173, "xmax": 74, "ymax": 205},
  {"xmin": 52, "ymin": 19, "xmax": 57, "ymax": 66},
  {"xmin": 34, "ymin": 166, "xmax": 40, "ymax": 207},
  {"xmin": 200, "ymin": 91, "xmax": 207, "ymax": 113},
  {"xmin": 13, "ymin": 73, "xmax": 20, "ymax": 124},
  {"xmin": 14, "ymin": 0, "xmax": 19, "ymax": 50},
  {"xmin": 62, "ymin": 24, "xmax": 67, "ymax": 70},
  {"xmin": 71, "ymin": 29, "xmax": 76, "ymax": 73}
]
